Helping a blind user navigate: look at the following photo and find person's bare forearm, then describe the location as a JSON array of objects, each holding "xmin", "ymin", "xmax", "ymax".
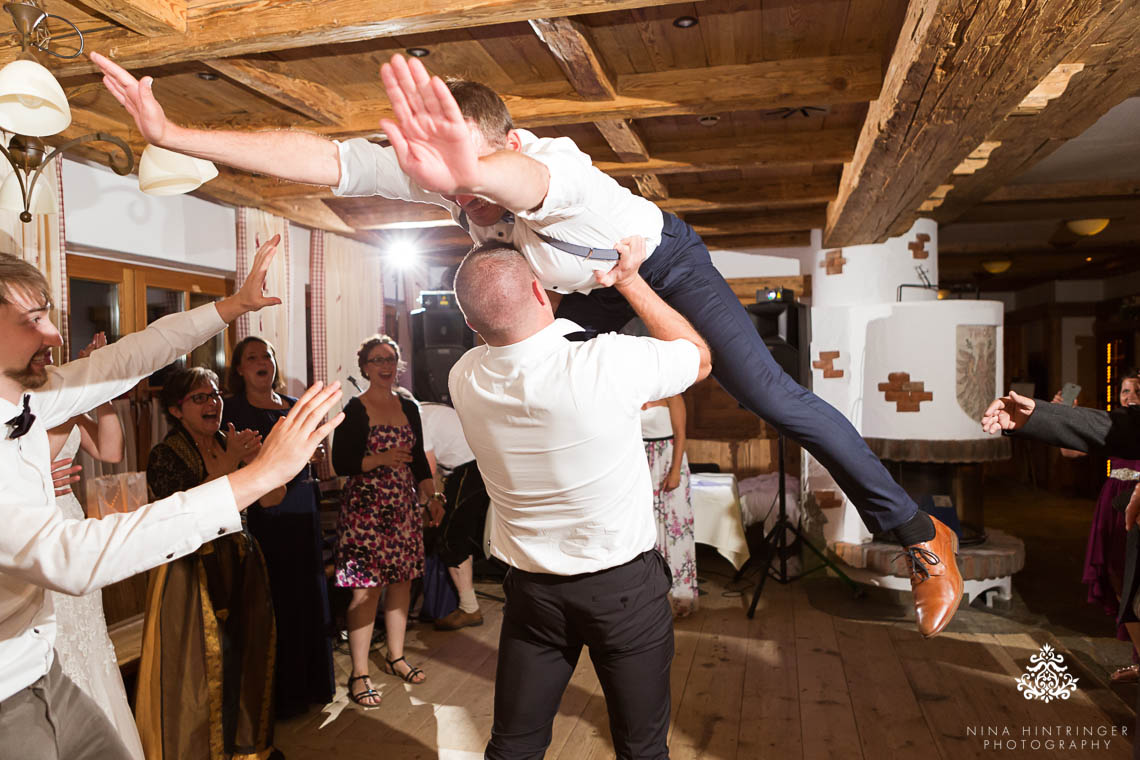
[
  {"xmin": 162, "ymin": 124, "xmax": 342, "ymax": 187},
  {"xmin": 94, "ymin": 403, "xmax": 124, "ymax": 463},
  {"xmin": 465, "ymin": 150, "xmax": 550, "ymax": 213},
  {"xmin": 667, "ymin": 395, "xmax": 687, "ymax": 473},
  {"xmin": 618, "ymin": 277, "xmax": 712, "ymax": 381}
]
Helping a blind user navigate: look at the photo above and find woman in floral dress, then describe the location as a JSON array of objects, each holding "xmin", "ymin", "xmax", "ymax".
[
  {"xmin": 332, "ymin": 335, "xmax": 441, "ymax": 708},
  {"xmin": 641, "ymin": 394, "xmax": 698, "ymax": 616}
]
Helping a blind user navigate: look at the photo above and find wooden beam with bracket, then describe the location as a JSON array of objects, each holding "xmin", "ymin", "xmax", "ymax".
[
  {"xmin": 824, "ymin": 0, "xmax": 1131, "ymax": 248},
  {"xmin": 80, "ymin": 0, "xmax": 187, "ymax": 36},
  {"xmin": 202, "ymin": 59, "xmax": 351, "ymax": 126}
]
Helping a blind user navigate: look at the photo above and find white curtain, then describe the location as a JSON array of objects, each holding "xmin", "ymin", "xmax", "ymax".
[
  {"xmin": 235, "ymin": 207, "xmax": 292, "ymax": 381},
  {"xmin": 0, "ymin": 157, "xmax": 69, "ymax": 357},
  {"xmin": 323, "ymin": 233, "xmax": 384, "ymax": 396}
]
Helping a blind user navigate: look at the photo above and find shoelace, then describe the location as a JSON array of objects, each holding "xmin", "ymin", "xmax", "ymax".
[{"xmin": 895, "ymin": 545, "xmax": 941, "ymax": 581}]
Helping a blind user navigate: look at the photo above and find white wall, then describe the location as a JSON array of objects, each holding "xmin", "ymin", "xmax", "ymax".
[{"xmin": 62, "ymin": 159, "xmax": 236, "ymax": 271}]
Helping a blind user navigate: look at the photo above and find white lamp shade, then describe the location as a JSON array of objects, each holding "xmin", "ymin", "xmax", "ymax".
[
  {"xmin": 0, "ymin": 59, "xmax": 71, "ymax": 137},
  {"xmin": 138, "ymin": 145, "xmax": 219, "ymax": 196},
  {"xmin": 0, "ymin": 169, "xmax": 57, "ymax": 215},
  {"xmin": 1066, "ymin": 218, "xmax": 1110, "ymax": 236}
]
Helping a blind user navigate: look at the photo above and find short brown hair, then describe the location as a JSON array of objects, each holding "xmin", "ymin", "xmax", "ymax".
[
  {"xmin": 447, "ymin": 79, "xmax": 513, "ymax": 145},
  {"xmin": 0, "ymin": 253, "xmax": 51, "ymax": 308},
  {"xmin": 160, "ymin": 367, "xmax": 220, "ymax": 424},
  {"xmin": 356, "ymin": 334, "xmax": 403, "ymax": 374},
  {"xmin": 227, "ymin": 336, "xmax": 286, "ymax": 397},
  {"xmin": 453, "ymin": 242, "xmax": 534, "ymax": 342}
]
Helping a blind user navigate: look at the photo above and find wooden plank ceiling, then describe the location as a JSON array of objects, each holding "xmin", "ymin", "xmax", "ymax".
[{"xmin": 10, "ymin": 0, "xmax": 1140, "ymax": 291}]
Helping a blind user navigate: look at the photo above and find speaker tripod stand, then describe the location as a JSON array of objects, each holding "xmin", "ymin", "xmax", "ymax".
[{"xmin": 743, "ymin": 433, "xmax": 861, "ymax": 619}]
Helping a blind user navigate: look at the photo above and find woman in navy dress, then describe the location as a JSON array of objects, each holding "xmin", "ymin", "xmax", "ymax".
[{"xmin": 224, "ymin": 336, "xmax": 335, "ymax": 717}]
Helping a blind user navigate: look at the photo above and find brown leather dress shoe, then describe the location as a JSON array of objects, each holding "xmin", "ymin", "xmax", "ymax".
[
  {"xmin": 902, "ymin": 517, "xmax": 963, "ymax": 638},
  {"xmin": 434, "ymin": 608, "xmax": 484, "ymax": 631}
]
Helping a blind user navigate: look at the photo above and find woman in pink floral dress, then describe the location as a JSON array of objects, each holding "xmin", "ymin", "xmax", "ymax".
[
  {"xmin": 641, "ymin": 394, "xmax": 698, "ymax": 616},
  {"xmin": 332, "ymin": 335, "xmax": 443, "ymax": 708}
]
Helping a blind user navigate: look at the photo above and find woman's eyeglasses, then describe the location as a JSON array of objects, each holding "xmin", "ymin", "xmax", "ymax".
[
  {"xmin": 182, "ymin": 391, "xmax": 223, "ymax": 405},
  {"xmin": 365, "ymin": 357, "xmax": 399, "ymax": 366}
]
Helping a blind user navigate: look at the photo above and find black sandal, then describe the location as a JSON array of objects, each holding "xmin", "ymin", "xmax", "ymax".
[
  {"xmin": 384, "ymin": 655, "xmax": 426, "ymax": 684},
  {"xmin": 347, "ymin": 674, "xmax": 382, "ymax": 708}
]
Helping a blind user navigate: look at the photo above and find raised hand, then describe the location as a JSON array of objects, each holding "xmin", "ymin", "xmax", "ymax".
[
  {"xmin": 90, "ymin": 52, "xmax": 170, "ymax": 146},
  {"xmin": 78, "ymin": 332, "xmax": 108, "ymax": 359},
  {"xmin": 379, "ymin": 54, "xmax": 481, "ymax": 194},
  {"xmin": 222, "ymin": 425, "xmax": 262, "ymax": 470},
  {"xmin": 216, "ymin": 235, "xmax": 283, "ymax": 323},
  {"xmin": 980, "ymin": 391, "xmax": 1036, "ymax": 435}
]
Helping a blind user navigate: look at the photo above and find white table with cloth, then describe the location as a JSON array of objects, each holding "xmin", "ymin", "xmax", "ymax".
[{"xmin": 689, "ymin": 471, "xmax": 750, "ymax": 570}]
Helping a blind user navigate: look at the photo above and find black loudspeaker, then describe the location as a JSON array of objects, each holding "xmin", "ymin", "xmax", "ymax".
[
  {"xmin": 745, "ymin": 294, "xmax": 811, "ymax": 388},
  {"xmin": 411, "ymin": 292, "xmax": 476, "ymax": 404}
]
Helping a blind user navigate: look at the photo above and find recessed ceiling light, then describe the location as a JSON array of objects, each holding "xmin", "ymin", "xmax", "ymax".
[
  {"xmin": 406, "ymin": 47, "xmax": 431, "ymax": 58},
  {"xmin": 1085, "ymin": 256, "xmax": 1093, "ymax": 262},
  {"xmin": 673, "ymin": 16, "xmax": 698, "ymax": 28},
  {"xmin": 197, "ymin": 71, "xmax": 218, "ymax": 81},
  {"xmin": 697, "ymin": 115, "xmax": 720, "ymax": 127}
]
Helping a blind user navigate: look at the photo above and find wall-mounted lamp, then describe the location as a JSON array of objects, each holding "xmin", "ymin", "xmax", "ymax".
[
  {"xmin": 981, "ymin": 260, "xmax": 1012, "ymax": 275},
  {"xmin": 0, "ymin": 2, "xmax": 133, "ymax": 222},
  {"xmin": 1066, "ymin": 218, "xmax": 1109, "ymax": 236},
  {"xmin": 138, "ymin": 145, "xmax": 218, "ymax": 196}
]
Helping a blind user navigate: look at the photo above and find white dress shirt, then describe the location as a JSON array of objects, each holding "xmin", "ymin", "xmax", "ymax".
[
  {"xmin": 334, "ymin": 131, "xmax": 665, "ymax": 294},
  {"xmin": 0, "ymin": 304, "xmax": 242, "ymax": 701},
  {"xmin": 448, "ymin": 319, "xmax": 699, "ymax": 575},
  {"xmin": 420, "ymin": 403, "xmax": 475, "ymax": 473}
]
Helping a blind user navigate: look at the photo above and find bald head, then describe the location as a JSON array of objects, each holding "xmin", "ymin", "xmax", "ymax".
[{"xmin": 453, "ymin": 243, "xmax": 551, "ymax": 345}]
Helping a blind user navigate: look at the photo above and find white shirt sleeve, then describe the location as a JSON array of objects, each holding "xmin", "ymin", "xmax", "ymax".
[
  {"xmin": 35, "ymin": 303, "xmax": 228, "ymax": 429},
  {"xmin": 593, "ymin": 334, "xmax": 701, "ymax": 412},
  {"xmin": 332, "ymin": 138, "xmax": 452, "ymax": 209},
  {"xmin": 0, "ymin": 477, "xmax": 241, "ymax": 596}
]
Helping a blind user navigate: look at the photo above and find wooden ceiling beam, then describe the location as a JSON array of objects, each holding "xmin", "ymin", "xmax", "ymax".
[
  {"xmin": 595, "ymin": 130, "xmax": 855, "ymax": 176},
  {"xmin": 69, "ymin": 55, "xmax": 880, "ymax": 138},
  {"xmin": 660, "ymin": 177, "xmax": 841, "ymax": 214},
  {"xmin": 35, "ymin": 0, "xmax": 692, "ymax": 75},
  {"xmin": 704, "ymin": 232, "xmax": 813, "ymax": 250},
  {"xmin": 931, "ymin": 6, "xmax": 1140, "ymax": 224},
  {"xmin": 823, "ymin": 0, "xmax": 1132, "ymax": 248},
  {"xmin": 201, "ymin": 59, "xmax": 350, "ymax": 126},
  {"xmin": 80, "ymin": 0, "xmax": 187, "ymax": 36},
  {"xmin": 686, "ymin": 208, "xmax": 826, "ymax": 237},
  {"xmin": 953, "ymin": 198, "xmax": 1140, "ymax": 224},
  {"xmin": 529, "ymin": 17, "xmax": 667, "ymax": 201},
  {"xmin": 985, "ymin": 180, "xmax": 1140, "ymax": 204}
]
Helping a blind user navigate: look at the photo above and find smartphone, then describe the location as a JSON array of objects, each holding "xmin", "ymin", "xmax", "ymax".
[{"xmin": 1060, "ymin": 382, "xmax": 1081, "ymax": 406}]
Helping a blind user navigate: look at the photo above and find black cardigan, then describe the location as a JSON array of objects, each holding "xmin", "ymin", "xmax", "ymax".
[{"xmin": 331, "ymin": 392, "xmax": 433, "ymax": 483}]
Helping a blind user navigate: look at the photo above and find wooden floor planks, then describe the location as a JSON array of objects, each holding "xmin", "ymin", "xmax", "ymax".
[{"xmin": 275, "ymin": 569, "xmax": 1135, "ymax": 760}]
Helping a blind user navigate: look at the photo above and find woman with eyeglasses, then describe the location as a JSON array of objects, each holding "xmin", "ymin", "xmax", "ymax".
[
  {"xmin": 223, "ymin": 336, "xmax": 335, "ymax": 718},
  {"xmin": 139, "ymin": 367, "xmax": 284, "ymax": 760},
  {"xmin": 332, "ymin": 334, "xmax": 441, "ymax": 708}
]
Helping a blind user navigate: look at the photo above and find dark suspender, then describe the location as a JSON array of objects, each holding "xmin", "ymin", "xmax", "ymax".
[{"xmin": 457, "ymin": 210, "xmax": 621, "ymax": 262}]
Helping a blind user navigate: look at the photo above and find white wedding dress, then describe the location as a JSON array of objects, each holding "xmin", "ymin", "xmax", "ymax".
[{"xmin": 50, "ymin": 427, "xmax": 146, "ymax": 760}]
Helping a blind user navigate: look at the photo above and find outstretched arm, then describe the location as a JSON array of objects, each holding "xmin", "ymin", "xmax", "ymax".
[
  {"xmin": 92, "ymin": 52, "xmax": 342, "ymax": 187},
  {"xmin": 378, "ymin": 54, "xmax": 549, "ymax": 212}
]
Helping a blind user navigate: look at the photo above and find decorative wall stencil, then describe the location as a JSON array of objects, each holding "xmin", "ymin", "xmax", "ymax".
[
  {"xmin": 956, "ymin": 324, "xmax": 997, "ymax": 421},
  {"xmin": 812, "ymin": 350, "xmax": 844, "ymax": 378},
  {"xmin": 908, "ymin": 232, "xmax": 931, "ymax": 259},
  {"xmin": 820, "ymin": 249, "xmax": 846, "ymax": 275},
  {"xmin": 877, "ymin": 372, "xmax": 933, "ymax": 412}
]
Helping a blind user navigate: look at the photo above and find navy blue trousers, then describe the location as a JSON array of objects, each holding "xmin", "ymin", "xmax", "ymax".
[{"xmin": 556, "ymin": 213, "xmax": 917, "ymax": 534}]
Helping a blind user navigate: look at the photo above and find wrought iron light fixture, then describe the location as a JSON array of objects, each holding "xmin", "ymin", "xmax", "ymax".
[{"xmin": 0, "ymin": 1, "xmax": 133, "ymax": 222}]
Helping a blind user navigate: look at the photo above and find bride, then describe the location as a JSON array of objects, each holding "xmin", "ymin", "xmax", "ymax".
[{"xmin": 47, "ymin": 332, "xmax": 145, "ymax": 760}]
